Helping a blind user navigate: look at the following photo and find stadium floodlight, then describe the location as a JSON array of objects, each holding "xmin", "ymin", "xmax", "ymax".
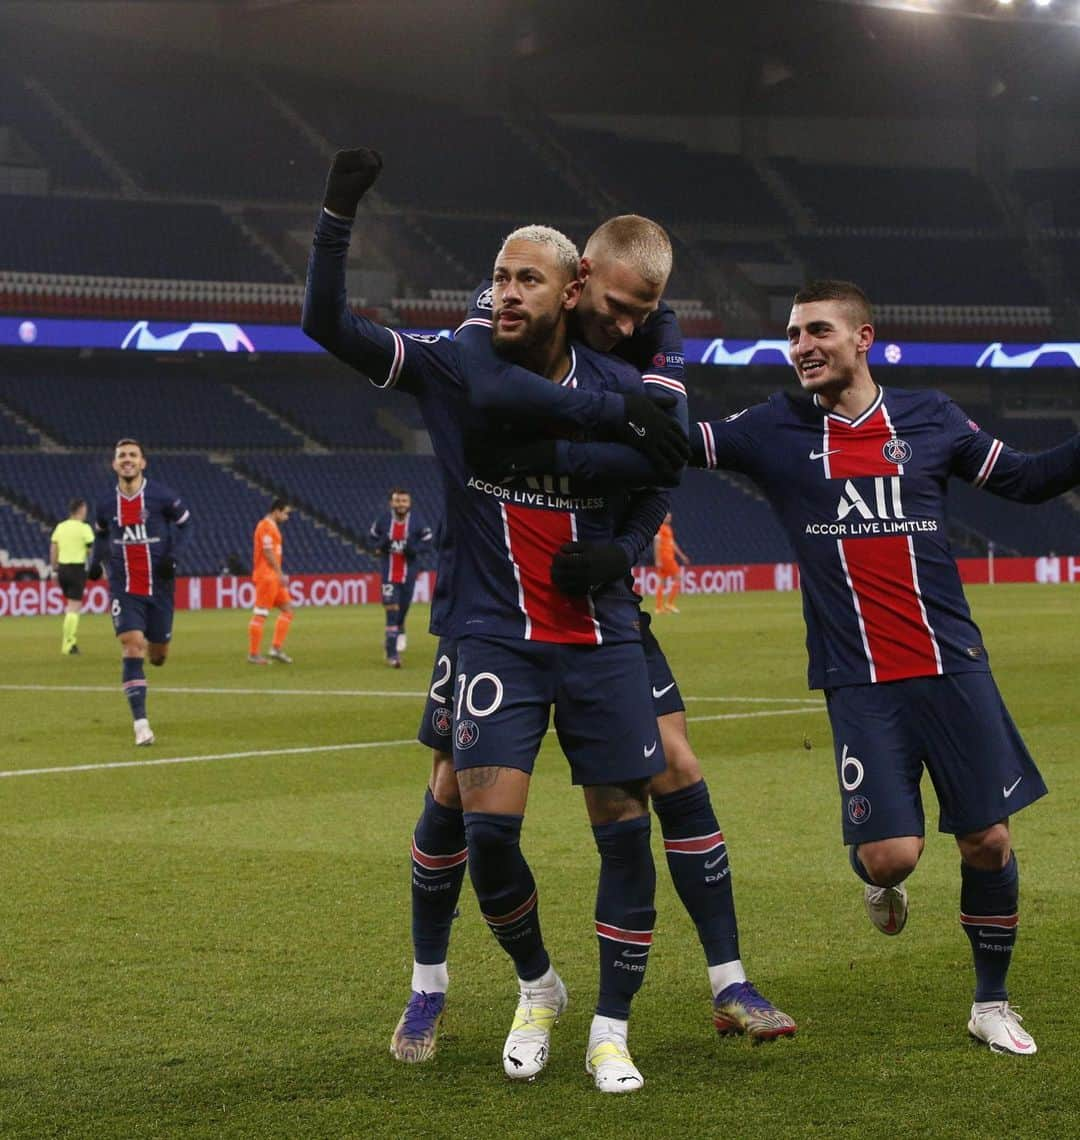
[{"xmin": 1032, "ymin": 0, "xmax": 1052, "ymax": 7}]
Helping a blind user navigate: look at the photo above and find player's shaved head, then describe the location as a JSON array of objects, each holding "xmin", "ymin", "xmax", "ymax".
[
  {"xmin": 584, "ymin": 215, "xmax": 672, "ymax": 291},
  {"xmin": 794, "ymin": 280, "xmax": 873, "ymax": 329},
  {"xmin": 498, "ymin": 225, "xmax": 580, "ymax": 282}
]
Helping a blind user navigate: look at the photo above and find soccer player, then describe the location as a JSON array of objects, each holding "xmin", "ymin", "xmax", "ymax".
[
  {"xmin": 367, "ymin": 487, "xmax": 432, "ymax": 667},
  {"xmin": 49, "ymin": 497, "xmax": 95, "ymax": 655},
  {"xmin": 304, "ymin": 148, "xmax": 689, "ymax": 1091},
  {"xmin": 653, "ymin": 511, "xmax": 689, "ymax": 613},
  {"xmin": 91, "ymin": 439, "xmax": 191, "ymax": 746},
  {"xmin": 398, "ymin": 218, "xmax": 795, "ymax": 1071},
  {"xmin": 248, "ymin": 497, "xmax": 294, "ymax": 665},
  {"xmin": 693, "ymin": 279, "xmax": 1079, "ymax": 1056}
]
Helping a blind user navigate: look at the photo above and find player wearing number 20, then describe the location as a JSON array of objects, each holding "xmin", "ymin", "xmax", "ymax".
[{"xmin": 693, "ymin": 279, "xmax": 1080, "ymax": 1056}]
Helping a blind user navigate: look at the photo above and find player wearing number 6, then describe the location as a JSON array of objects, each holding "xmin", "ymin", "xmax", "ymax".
[
  {"xmin": 692, "ymin": 279, "xmax": 1080, "ymax": 1056},
  {"xmin": 91, "ymin": 438, "xmax": 191, "ymax": 746},
  {"xmin": 367, "ymin": 487, "xmax": 432, "ymax": 667}
]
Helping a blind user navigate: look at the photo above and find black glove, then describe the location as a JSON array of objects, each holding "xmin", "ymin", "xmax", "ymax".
[
  {"xmin": 615, "ymin": 392, "xmax": 689, "ymax": 479},
  {"xmin": 550, "ymin": 541, "xmax": 631, "ymax": 596},
  {"xmin": 87, "ymin": 562, "xmax": 103, "ymax": 581},
  {"xmin": 323, "ymin": 148, "xmax": 383, "ymax": 219},
  {"xmin": 472, "ymin": 439, "xmax": 557, "ymax": 481},
  {"xmin": 155, "ymin": 556, "xmax": 176, "ymax": 582}
]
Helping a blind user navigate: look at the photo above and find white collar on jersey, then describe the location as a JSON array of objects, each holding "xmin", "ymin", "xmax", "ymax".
[{"xmin": 814, "ymin": 383, "xmax": 883, "ymax": 428}]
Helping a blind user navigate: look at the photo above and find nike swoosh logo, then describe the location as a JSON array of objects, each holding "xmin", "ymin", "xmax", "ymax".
[
  {"xmin": 978, "ymin": 930, "xmax": 1007, "ymax": 938},
  {"xmin": 1003, "ymin": 777, "xmax": 1022, "ymax": 798},
  {"xmin": 621, "ymin": 948, "xmax": 649, "ymax": 958},
  {"xmin": 651, "ymin": 682, "xmax": 676, "ymax": 699},
  {"xmin": 809, "ymin": 449, "xmax": 842, "ymax": 460},
  {"xmin": 704, "ymin": 854, "xmax": 726, "ymax": 869},
  {"xmin": 643, "ymin": 741, "xmax": 658, "ymax": 758},
  {"xmin": 628, "ymin": 422, "xmax": 647, "ymax": 437}
]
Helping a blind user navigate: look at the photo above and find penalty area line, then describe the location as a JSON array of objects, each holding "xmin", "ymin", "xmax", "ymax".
[{"xmin": 0, "ymin": 738, "xmax": 417, "ymax": 780}]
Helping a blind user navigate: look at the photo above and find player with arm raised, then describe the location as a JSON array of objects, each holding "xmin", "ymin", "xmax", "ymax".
[
  {"xmin": 304, "ymin": 149, "xmax": 689, "ymax": 1092},
  {"xmin": 91, "ymin": 438, "xmax": 191, "ymax": 746},
  {"xmin": 692, "ymin": 278, "xmax": 1080, "ymax": 1056}
]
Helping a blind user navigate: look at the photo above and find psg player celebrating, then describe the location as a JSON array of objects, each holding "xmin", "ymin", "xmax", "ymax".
[
  {"xmin": 693, "ymin": 279, "xmax": 1080, "ymax": 1056},
  {"xmin": 91, "ymin": 438, "xmax": 191, "ymax": 746},
  {"xmin": 304, "ymin": 148, "xmax": 688, "ymax": 1091}
]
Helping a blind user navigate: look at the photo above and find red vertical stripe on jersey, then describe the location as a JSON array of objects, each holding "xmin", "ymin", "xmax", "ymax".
[
  {"xmin": 839, "ymin": 535, "xmax": 940, "ymax": 682},
  {"xmin": 502, "ymin": 504, "xmax": 598, "ymax": 644},
  {"xmin": 118, "ymin": 489, "xmax": 152, "ymax": 596},
  {"xmin": 828, "ymin": 404, "xmax": 939, "ymax": 681},
  {"xmin": 389, "ymin": 517, "xmax": 408, "ymax": 584}
]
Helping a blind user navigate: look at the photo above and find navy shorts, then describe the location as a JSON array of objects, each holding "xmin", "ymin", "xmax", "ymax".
[
  {"xmin": 825, "ymin": 672, "xmax": 1047, "ymax": 844},
  {"xmin": 418, "ymin": 635, "xmax": 457, "ymax": 750},
  {"xmin": 381, "ymin": 578, "xmax": 415, "ymax": 616},
  {"xmin": 452, "ymin": 635, "xmax": 665, "ymax": 787},
  {"xmin": 640, "ymin": 610, "xmax": 685, "ymax": 717},
  {"xmin": 110, "ymin": 587, "xmax": 175, "ymax": 643}
]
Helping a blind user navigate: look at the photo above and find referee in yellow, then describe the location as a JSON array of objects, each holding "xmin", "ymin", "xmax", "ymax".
[{"xmin": 49, "ymin": 497, "xmax": 96, "ymax": 655}]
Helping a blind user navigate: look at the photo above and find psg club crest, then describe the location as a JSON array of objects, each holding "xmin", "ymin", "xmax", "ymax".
[
  {"xmin": 431, "ymin": 706, "xmax": 452, "ymax": 737},
  {"xmin": 455, "ymin": 719, "xmax": 479, "ymax": 750},
  {"xmin": 882, "ymin": 438, "xmax": 912, "ymax": 464},
  {"xmin": 847, "ymin": 794, "xmax": 872, "ymax": 825}
]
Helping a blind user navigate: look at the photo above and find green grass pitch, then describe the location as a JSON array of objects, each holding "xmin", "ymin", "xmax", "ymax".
[{"xmin": 1, "ymin": 585, "xmax": 1077, "ymax": 1138}]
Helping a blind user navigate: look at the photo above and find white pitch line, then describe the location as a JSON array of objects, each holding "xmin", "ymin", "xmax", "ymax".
[
  {"xmin": 0, "ymin": 683, "xmax": 818, "ymax": 705},
  {"xmin": 0, "ymin": 684, "xmax": 427, "ymax": 699},
  {"xmin": 686, "ymin": 707, "xmax": 823, "ymax": 724},
  {"xmin": 0, "ymin": 738, "xmax": 418, "ymax": 779}
]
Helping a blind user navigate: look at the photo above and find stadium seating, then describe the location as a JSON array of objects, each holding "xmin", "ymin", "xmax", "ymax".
[
  {"xmin": 0, "ymin": 196, "xmax": 293, "ymax": 282},
  {"xmin": 0, "ymin": 407, "xmax": 37, "ymax": 446}
]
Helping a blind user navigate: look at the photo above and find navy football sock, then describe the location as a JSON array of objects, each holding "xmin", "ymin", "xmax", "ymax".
[
  {"xmin": 960, "ymin": 853, "xmax": 1019, "ymax": 1002},
  {"xmin": 411, "ymin": 789, "xmax": 467, "ymax": 968},
  {"xmin": 653, "ymin": 780, "xmax": 739, "ymax": 966},
  {"xmin": 592, "ymin": 815, "xmax": 656, "ymax": 1020},
  {"xmin": 464, "ymin": 811, "xmax": 549, "ymax": 982},
  {"xmin": 384, "ymin": 624, "xmax": 399, "ymax": 659},
  {"xmin": 849, "ymin": 843, "xmax": 877, "ymax": 886},
  {"xmin": 122, "ymin": 657, "xmax": 147, "ymax": 721}
]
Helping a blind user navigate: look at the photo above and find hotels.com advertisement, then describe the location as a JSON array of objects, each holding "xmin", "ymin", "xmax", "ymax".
[{"xmin": 1, "ymin": 559, "xmax": 1077, "ymax": 618}]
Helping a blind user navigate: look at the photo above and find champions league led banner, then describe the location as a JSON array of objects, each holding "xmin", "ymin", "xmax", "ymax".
[{"xmin": 3, "ymin": 316, "xmax": 1080, "ymax": 369}]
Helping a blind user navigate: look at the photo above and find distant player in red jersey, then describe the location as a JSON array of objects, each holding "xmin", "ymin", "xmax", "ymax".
[
  {"xmin": 693, "ymin": 279, "xmax": 1080, "ymax": 1056},
  {"xmin": 248, "ymin": 497, "xmax": 294, "ymax": 664},
  {"xmin": 653, "ymin": 512, "xmax": 689, "ymax": 613},
  {"xmin": 92, "ymin": 439, "xmax": 191, "ymax": 746}
]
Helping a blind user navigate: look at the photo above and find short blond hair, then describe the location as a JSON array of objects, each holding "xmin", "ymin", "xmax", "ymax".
[
  {"xmin": 498, "ymin": 225, "xmax": 580, "ymax": 279},
  {"xmin": 584, "ymin": 215, "xmax": 673, "ymax": 289}
]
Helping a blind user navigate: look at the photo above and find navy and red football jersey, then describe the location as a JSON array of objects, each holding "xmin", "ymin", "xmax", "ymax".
[
  {"xmin": 368, "ymin": 509, "xmax": 433, "ymax": 585},
  {"xmin": 694, "ymin": 386, "xmax": 1080, "ymax": 689},
  {"xmin": 94, "ymin": 478, "xmax": 191, "ymax": 598},
  {"xmin": 304, "ymin": 209, "xmax": 660, "ymax": 645}
]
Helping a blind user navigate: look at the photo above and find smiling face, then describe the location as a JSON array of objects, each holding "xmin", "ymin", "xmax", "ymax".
[
  {"xmin": 576, "ymin": 254, "xmax": 662, "ymax": 351},
  {"xmin": 390, "ymin": 491, "xmax": 411, "ymax": 519},
  {"xmin": 112, "ymin": 441, "xmax": 146, "ymax": 486},
  {"xmin": 786, "ymin": 298, "xmax": 874, "ymax": 400}
]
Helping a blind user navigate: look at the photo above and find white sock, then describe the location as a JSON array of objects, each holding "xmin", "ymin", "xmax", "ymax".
[
  {"xmin": 521, "ymin": 965, "xmax": 558, "ymax": 992},
  {"xmin": 708, "ymin": 959, "xmax": 748, "ymax": 997},
  {"xmin": 411, "ymin": 961, "xmax": 449, "ymax": 994},
  {"xmin": 589, "ymin": 1015, "xmax": 629, "ymax": 1045}
]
